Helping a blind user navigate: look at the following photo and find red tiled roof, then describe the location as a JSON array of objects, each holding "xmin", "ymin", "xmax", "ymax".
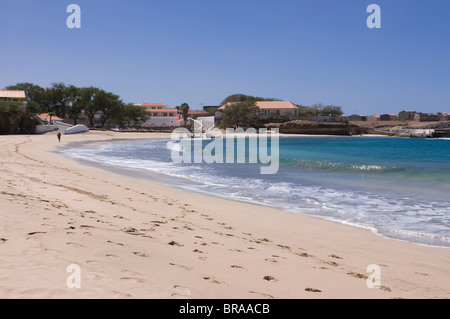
[
  {"xmin": 39, "ymin": 113, "xmax": 64, "ymax": 121},
  {"xmin": 187, "ymin": 110, "xmax": 209, "ymax": 115}
]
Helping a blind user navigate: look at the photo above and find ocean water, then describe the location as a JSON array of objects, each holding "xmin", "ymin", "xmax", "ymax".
[{"xmin": 59, "ymin": 136, "xmax": 450, "ymax": 248}]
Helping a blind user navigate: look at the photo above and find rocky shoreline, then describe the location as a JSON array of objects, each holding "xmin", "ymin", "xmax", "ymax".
[{"xmin": 266, "ymin": 120, "xmax": 450, "ymax": 138}]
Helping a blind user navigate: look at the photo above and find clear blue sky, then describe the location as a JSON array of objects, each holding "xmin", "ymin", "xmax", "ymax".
[{"xmin": 1, "ymin": 0, "xmax": 449, "ymax": 115}]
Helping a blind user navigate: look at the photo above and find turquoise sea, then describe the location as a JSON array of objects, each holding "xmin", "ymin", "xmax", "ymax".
[{"xmin": 60, "ymin": 136, "xmax": 450, "ymax": 248}]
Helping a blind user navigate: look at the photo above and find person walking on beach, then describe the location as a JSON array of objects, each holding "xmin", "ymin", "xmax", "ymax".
[{"xmin": 57, "ymin": 132, "xmax": 61, "ymax": 143}]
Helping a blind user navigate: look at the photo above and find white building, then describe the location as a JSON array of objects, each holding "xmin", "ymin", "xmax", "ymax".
[{"xmin": 142, "ymin": 108, "xmax": 182, "ymax": 128}]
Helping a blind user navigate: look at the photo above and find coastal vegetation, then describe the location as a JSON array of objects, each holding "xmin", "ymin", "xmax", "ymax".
[
  {"xmin": 4, "ymin": 82, "xmax": 148, "ymax": 129},
  {"xmin": 217, "ymin": 94, "xmax": 344, "ymax": 129},
  {"xmin": 219, "ymin": 100, "xmax": 260, "ymax": 128},
  {"xmin": 0, "ymin": 100, "xmax": 40, "ymax": 134},
  {"xmin": 176, "ymin": 103, "xmax": 190, "ymax": 126}
]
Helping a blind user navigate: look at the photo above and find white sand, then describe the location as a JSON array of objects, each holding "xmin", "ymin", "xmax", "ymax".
[{"xmin": 0, "ymin": 131, "xmax": 448, "ymax": 299}]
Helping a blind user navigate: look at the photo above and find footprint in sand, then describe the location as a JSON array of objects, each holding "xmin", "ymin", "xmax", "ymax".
[
  {"xmin": 230, "ymin": 265, "xmax": 246, "ymax": 269},
  {"xmin": 263, "ymin": 276, "xmax": 278, "ymax": 282},
  {"xmin": 249, "ymin": 291, "xmax": 274, "ymax": 299},
  {"xmin": 27, "ymin": 232, "xmax": 46, "ymax": 236},
  {"xmin": 168, "ymin": 241, "xmax": 184, "ymax": 247},
  {"xmin": 305, "ymin": 287, "xmax": 322, "ymax": 293},
  {"xmin": 120, "ymin": 277, "xmax": 145, "ymax": 284},
  {"xmin": 133, "ymin": 251, "xmax": 150, "ymax": 258},
  {"xmin": 265, "ymin": 258, "xmax": 278, "ymax": 263},
  {"xmin": 323, "ymin": 261, "xmax": 339, "ymax": 267},
  {"xmin": 107, "ymin": 240, "xmax": 124, "ymax": 246},
  {"xmin": 169, "ymin": 263, "xmax": 192, "ymax": 271},
  {"xmin": 202, "ymin": 276, "xmax": 223, "ymax": 284},
  {"xmin": 347, "ymin": 272, "xmax": 368, "ymax": 279},
  {"xmin": 66, "ymin": 242, "xmax": 86, "ymax": 248},
  {"xmin": 106, "ymin": 254, "xmax": 120, "ymax": 259},
  {"xmin": 172, "ymin": 285, "xmax": 193, "ymax": 299},
  {"xmin": 121, "ymin": 269, "xmax": 143, "ymax": 276},
  {"xmin": 379, "ymin": 286, "xmax": 392, "ymax": 292}
]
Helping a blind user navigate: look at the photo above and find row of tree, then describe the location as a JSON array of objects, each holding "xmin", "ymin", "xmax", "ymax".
[
  {"xmin": 5, "ymin": 82, "xmax": 148, "ymax": 128},
  {"xmin": 218, "ymin": 94, "xmax": 344, "ymax": 128}
]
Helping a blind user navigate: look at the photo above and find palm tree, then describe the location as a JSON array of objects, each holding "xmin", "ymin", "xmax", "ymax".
[
  {"xmin": 48, "ymin": 111, "xmax": 57, "ymax": 125},
  {"xmin": 176, "ymin": 103, "xmax": 190, "ymax": 126}
]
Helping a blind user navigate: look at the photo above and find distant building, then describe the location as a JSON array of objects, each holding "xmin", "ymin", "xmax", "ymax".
[
  {"xmin": 438, "ymin": 112, "xmax": 450, "ymax": 121},
  {"xmin": 39, "ymin": 113, "xmax": 64, "ymax": 124},
  {"xmin": 216, "ymin": 101, "xmax": 299, "ymax": 120},
  {"xmin": 414, "ymin": 113, "xmax": 440, "ymax": 122},
  {"xmin": 398, "ymin": 111, "xmax": 416, "ymax": 121},
  {"xmin": 0, "ymin": 90, "xmax": 27, "ymax": 110},
  {"xmin": 142, "ymin": 109, "xmax": 181, "ymax": 127},
  {"xmin": 139, "ymin": 103, "xmax": 182, "ymax": 127},
  {"xmin": 0, "ymin": 90, "xmax": 26, "ymax": 101},
  {"xmin": 367, "ymin": 114, "xmax": 380, "ymax": 122},
  {"xmin": 186, "ymin": 110, "xmax": 210, "ymax": 120},
  {"xmin": 142, "ymin": 103, "xmax": 168, "ymax": 110},
  {"xmin": 380, "ymin": 114, "xmax": 398, "ymax": 121},
  {"xmin": 308, "ymin": 115, "xmax": 347, "ymax": 123},
  {"xmin": 347, "ymin": 114, "xmax": 367, "ymax": 121}
]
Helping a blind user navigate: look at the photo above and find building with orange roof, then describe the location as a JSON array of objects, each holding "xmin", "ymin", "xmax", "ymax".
[
  {"xmin": 367, "ymin": 114, "xmax": 380, "ymax": 122},
  {"xmin": 142, "ymin": 108, "xmax": 182, "ymax": 128},
  {"xmin": 217, "ymin": 101, "xmax": 299, "ymax": 120},
  {"xmin": 39, "ymin": 113, "xmax": 64, "ymax": 124},
  {"xmin": 186, "ymin": 110, "xmax": 209, "ymax": 119}
]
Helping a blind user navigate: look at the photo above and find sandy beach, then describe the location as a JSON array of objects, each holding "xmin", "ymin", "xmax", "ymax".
[{"xmin": 0, "ymin": 131, "xmax": 449, "ymax": 299}]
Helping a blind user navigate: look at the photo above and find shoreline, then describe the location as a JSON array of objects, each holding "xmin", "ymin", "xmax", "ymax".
[
  {"xmin": 57, "ymin": 133, "xmax": 449, "ymax": 250},
  {"xmin": 0, "ymin": 131, "xmax": 449, "ymax": 298},
  {"xmin": 56, "ymin": 137, "xmax": 449, "ymax": 251}
]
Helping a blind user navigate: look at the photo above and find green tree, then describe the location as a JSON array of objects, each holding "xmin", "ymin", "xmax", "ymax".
[
  {"xmin": 94, "ymin": 90, "xmax": 124, "ymax": 128},
  {"xmin": 219, "ymin": 101, "xmax": 260, "ymax": 128},
  {"xmin": 319, "ymin": 105, "xmax": 343, "ymax": 116},
  {"xmin": 295, "ymin": 104, "xmax": 316, "ymax": 118},
  {"xmin": 176, "ymin": 103, "xmax": 190, "ymax": 126},
  {"xmin": 47, "ymin": 112, "xmax": 57, "ymax": 124},
  {"xmin": 116, "ymin": 104, "xmax": 148, "ymax": 128},
  {"xmin": 77, "ymin": 87, "xmax": 98, "ymax": 127},
  {"xmin": 65, "ymin": 85, "xmax": 83, "ymax": 124},
  {"xmin": 44, "ymin": 82, "xmax": 70, "ymax": 118},
  {"xmin": 25, "ymin": 99, "xmax": 41, "ymax": 114},
  {"xmin": 5, "ymin": 82, "xmax": 45, "ymax": 109},
  {"xmin": 221, "ymin": 94, "xmax": 279, "ymax": 105},
  {"xmin": 0, "ymin": 100, "xmax": 25, "ymax": 134}
]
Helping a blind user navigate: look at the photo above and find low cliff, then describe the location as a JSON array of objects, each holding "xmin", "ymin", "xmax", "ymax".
[{"xmin": 265, "ymin": 120, "xmax": 365, "ymax": 136}]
